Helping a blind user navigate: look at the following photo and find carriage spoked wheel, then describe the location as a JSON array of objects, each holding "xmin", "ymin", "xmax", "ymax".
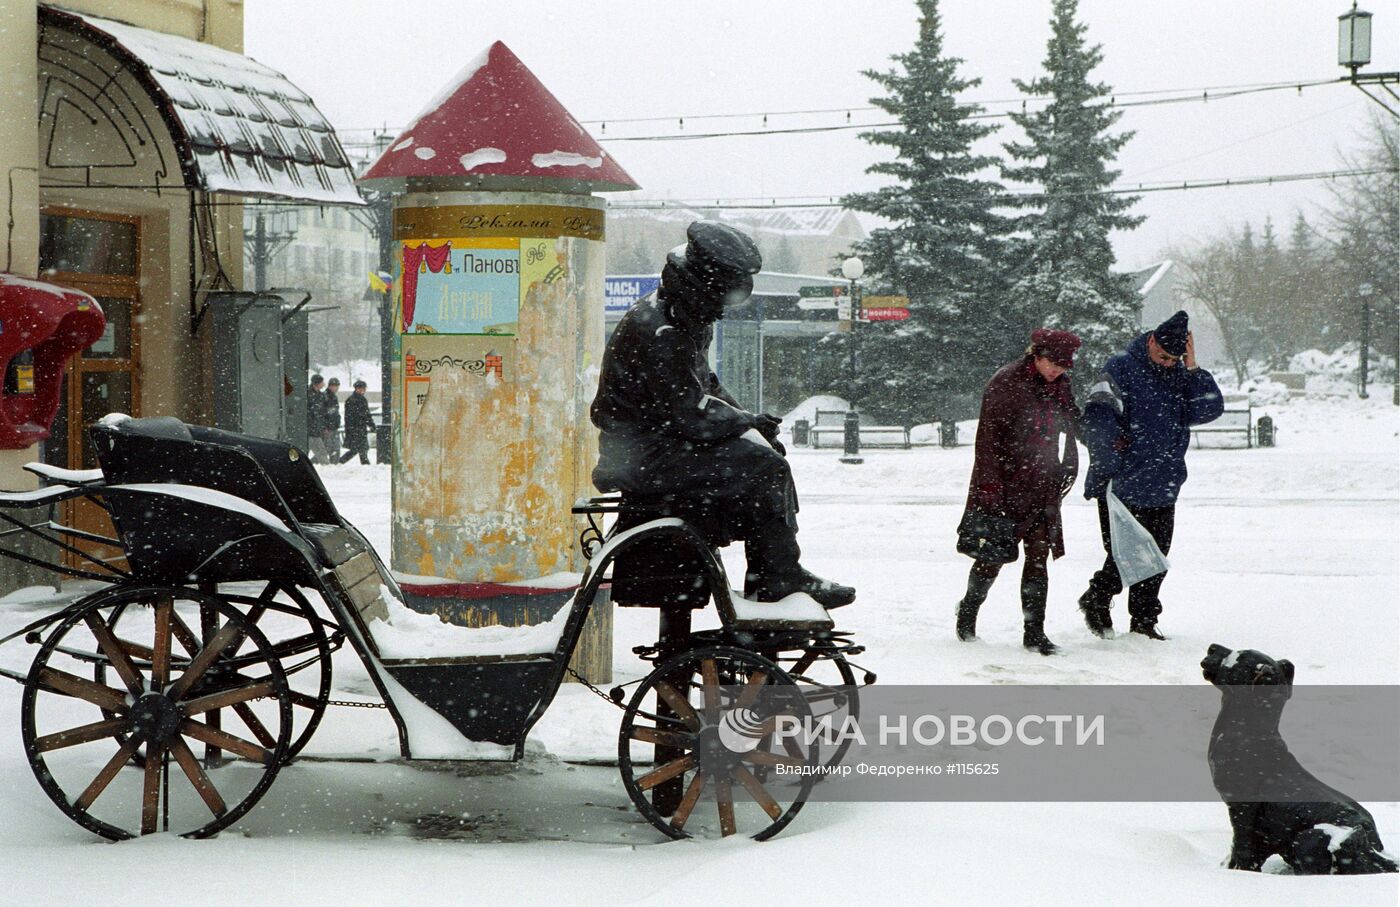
[
  {"xmin": 764, "ymin": 645, "xmax": 860, "ymax": 776},
  {"xmin": 22, "ymin": 585, "xmax": 292, "ymax": 839},
  {"xmin": 619, "ymin": 646, "xmax": 818, "ymax": 841},
  {"xmin": 106, "ymin": 581, "xmax": 332, "ymax": 764}
]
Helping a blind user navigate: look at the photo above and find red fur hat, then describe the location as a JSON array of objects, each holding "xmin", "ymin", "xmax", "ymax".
[{"xmin": 1031, "ymin": 328, "xmax": 1082, "ymax": 368}]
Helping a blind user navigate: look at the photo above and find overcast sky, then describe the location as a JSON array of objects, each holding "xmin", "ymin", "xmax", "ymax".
[{"xmin": 246, "ymin": 0, "xmax": 1397, "ymax": 271}]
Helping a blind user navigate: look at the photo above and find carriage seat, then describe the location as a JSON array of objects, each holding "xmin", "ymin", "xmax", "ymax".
[
  {"xmin": 609, "ymin": 492, "xmax": 727, "ymax": 610},
  {"xmin": 92, "ymin": 415, "xmax": 363, "ymax": 570}
]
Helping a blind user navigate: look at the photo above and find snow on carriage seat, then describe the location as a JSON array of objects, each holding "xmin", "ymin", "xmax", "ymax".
[
  {"xmin": 110, "ymin": 484, "xmax": 291, "ymax": 532},
  {"xmin": 23, "ymin": 463, "xmax": 104, "ymax": 484},
  {"xmin": 729, "ymin": 590, "xmax": 833, "ymax": 628},
  {"xmin": 0, "ymin": 485, "xmax": 87, "ymax": 506},
  {"xmin": 368, "ymin": 573, "xmax": 585, "ymax": 660}
]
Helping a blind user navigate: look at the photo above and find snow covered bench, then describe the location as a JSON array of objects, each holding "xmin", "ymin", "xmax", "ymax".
[
  {"xmin": 1192, "ymin": 401, "xmax": 1253, "ymax": 448},
  {"xmin": 809, "ymin": 409, "xmax": 911, "ymax": 449}
]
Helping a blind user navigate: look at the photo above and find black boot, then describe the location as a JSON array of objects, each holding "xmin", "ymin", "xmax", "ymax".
[
  {"xmin": 745, "ymin": 520, "xmax": 856, "ymax": 609},
  {"xmin": 1022, "ymin": 576, "xmax": 1059, "ymax": 656},
  {"xmin": 1129, "ymin": 594, "xmax": 1166, "ymax": 640},
  {"xmin": 751, "ymin": 569, "xmax": 857, "ymax": 608},
  {"xmin": 956, "ymin": 567, "xmax": 997, "ymax": 642},
  {"xmin": 1130, "ymin": 618, "xmax": 1167, "ymax": 640},
  {"xmin": 1078, "ymin": 588, "xmax": 1115, "ymax": 639}
]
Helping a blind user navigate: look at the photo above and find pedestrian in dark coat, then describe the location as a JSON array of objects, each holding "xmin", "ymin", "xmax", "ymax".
[
  {"xmin": 591, "ymin": 220, "xmax": 854, "ymax": 607},
  {"xmin": 1077, "ymin": 310, "xmax": 1224, "ymax": 640},
  {"xmin": 956, "ymin": 328, "xmax": 1082, "ymax": 654},
  {"xmin": 338, "ymin": 380, "xmax": 373, "ymax": 464},
  {"xmin": 306, "ymin": 373, "xmax": 330, "ymax": 463},
  {"xmin": 323, "ymin": 377, "xmax": 342, "ymax": 461}
]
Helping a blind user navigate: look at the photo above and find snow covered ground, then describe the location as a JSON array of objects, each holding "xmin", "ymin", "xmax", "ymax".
[{"xmin": 0, "ymin": 396, "xmax": 1395, "ymax": 904}]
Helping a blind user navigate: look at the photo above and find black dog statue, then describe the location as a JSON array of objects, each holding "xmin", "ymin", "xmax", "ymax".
[{"xmin": 1201, "ymin": 643, "xmax": 1397, "ymax": 874}]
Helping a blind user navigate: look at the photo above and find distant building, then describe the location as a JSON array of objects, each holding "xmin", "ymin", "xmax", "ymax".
[
  {"xmin": 243, "ymin": 147, "xmax": 383, "ymax": 371},
  {"xmin": 606, "ymin": 269, "xmax": 855, "ymax": 416},
  {"xmin": 607, "ymin": 205, "xmax": 866, "ymax": 278},
  {"xmin": 0, "ymin": 0, "xmax": 358, "ymax": 594}
]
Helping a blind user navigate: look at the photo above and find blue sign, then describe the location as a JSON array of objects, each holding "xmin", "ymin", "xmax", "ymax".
[{"xmin": 605, "ymin": 276, "xmax": 660, "ymax": 315}]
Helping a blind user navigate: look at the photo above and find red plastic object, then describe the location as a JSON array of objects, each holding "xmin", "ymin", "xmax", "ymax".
[
  {"xmin": 359, "ymin": 41, "xmax": 638, "ymax": 193},
  {"xmin": 0, "ymin": 274, "xmax": 106, "ymax": 449}
]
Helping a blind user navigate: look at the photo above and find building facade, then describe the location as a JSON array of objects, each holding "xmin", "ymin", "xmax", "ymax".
[{"xmin": 0, "ymin": 0, "xmax": 359, "ymax": 593}]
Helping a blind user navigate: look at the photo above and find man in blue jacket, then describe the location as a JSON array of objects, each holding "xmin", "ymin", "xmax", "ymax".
[{"xmin": 1077, "ymin": 310, "xmax": 1223, "ymax": 640}]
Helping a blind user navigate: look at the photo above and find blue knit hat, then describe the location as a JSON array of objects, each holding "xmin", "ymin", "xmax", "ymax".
[{"xmin": 1154, "ymin": 310, "xmax": 1189, "ymax": 357}]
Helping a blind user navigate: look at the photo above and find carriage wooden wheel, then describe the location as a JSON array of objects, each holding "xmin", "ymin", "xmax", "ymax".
[
  {"xmin": 210, "ymin": 582, "xmax": 333, "ymax": 763},
  {"xmin": 755, "ymin": 644, "xmax": 861, "ymax": 778},
  {"xmin": 103, "ymin": 581, "xmax": 333, "ymax": 765},
  {"xmin": 618, "ymin": 646, "xmax": 817, "ymax": 841},
  {"xmin": 21, "ymin": 585, "xmax": 292, "ymax": 839}
]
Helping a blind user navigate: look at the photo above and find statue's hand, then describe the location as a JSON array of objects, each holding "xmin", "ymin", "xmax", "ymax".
[{"xmin": 747, "ymin": 413, "xmax": 786, "ymax": 455}]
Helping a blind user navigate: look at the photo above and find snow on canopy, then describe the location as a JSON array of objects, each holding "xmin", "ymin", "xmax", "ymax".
[
  {"xmin": 359, "ymin": 41, "xmax": 638, "ymax": 192},
  {"xmin": 42, "ymin": 7, "xmax": 364, "ymax": 206}
]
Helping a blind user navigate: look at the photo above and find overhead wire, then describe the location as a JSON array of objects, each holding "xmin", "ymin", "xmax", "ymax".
[
  {"xmin": 333, "ymin": 75, "xmax": 1345, "ymax": 146},
  {"xmin": 605, "ymin": 167, "xmax": 1391, "ymax": 211}
]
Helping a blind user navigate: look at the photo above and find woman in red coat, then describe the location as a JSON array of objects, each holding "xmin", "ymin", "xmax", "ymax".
[{"xmin": 955, "ymin": 328, "xmax": 1081, "ymax": 654}]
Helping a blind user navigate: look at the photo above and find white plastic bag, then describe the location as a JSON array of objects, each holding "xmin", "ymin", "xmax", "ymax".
[{"xmin": 1106, "ymin": 482, "xmax": 1170, "ymax": 587}]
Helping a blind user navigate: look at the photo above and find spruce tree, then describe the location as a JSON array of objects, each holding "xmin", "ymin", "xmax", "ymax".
[
  {"xmin": 839, "ymin": 0, "xmax": 1013, "ymax": 420},
  {"xmin": 1002, "ymin": 0, "xmax": 1143, "ymax": 377},
  {"xmin": 1285, "ymin": 212, "xmax": 1326, "ymax": 352}
]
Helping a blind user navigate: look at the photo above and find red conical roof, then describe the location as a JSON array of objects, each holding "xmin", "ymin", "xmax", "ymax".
[{"xmin": 359, "ymin": 41, "xmax": 638, "ymax": 192}]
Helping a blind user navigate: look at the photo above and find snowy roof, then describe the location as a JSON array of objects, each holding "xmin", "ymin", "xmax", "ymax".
[
  {"xmin": 1132, "ymin": 260, "xmax": 1174, "ymax": 296},
  {"xmin": 359, "ymin": 41, "xmax": 638, "ymax": 193},
  {"xmin": 40, "ymin": 7, "xmax": 364, "ymax": 206}
]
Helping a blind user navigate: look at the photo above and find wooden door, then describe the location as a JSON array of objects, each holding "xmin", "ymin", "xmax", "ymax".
[{"xmin": 37, "ymin": 207, "xmax": 141, "ymax": 566}]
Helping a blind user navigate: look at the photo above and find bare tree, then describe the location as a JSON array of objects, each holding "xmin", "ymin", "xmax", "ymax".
[
  {"xmin": 1176, "ymin": 237, "xmax": 1265, "ymax": 385},
  {"xmin": 1324, "ymin": 115, "xmax": 1398, "ymax": 371}
]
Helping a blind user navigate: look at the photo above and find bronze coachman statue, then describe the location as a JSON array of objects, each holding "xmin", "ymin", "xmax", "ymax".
[{"xmin": 590, "ymin": 221, "xmax": 856, "ymax": 608}]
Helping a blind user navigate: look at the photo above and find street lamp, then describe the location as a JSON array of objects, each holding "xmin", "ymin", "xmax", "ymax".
[
  {"xmin": 243, "ymin": 208, "xmax": 297, "ymax": 291},
  {"xmin": 1337, "ymin": 4, "xmax": 1399, "ymax": 117},
  {"xmin": 840, "ymin": 256, "xmax": 864, "ymax": 465},
  {"xmin": 1358, "ymin": 281, "xmax": 1374, "ymax": 399},
  {"xmin": 1338, "ymin": 3, "xmax": 1372, "ymax": 76}
]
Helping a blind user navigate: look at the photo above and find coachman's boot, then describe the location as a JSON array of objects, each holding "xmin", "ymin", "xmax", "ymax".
[
  {"xmin": 745, "ymin": 520, "xmax": 856, "ymax": 609},
  {"xmin": 956, "ymin": 569, "xmax": 997, "ymax": 642},
  {"xmin": 1021, "ymin": 576, "xmax": 1059, "ymax": 656}
]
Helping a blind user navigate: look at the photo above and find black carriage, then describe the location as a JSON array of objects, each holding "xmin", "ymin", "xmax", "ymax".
[{"xmin": 0, "ymin": 416, "xmax": 870, "ymax": 841}]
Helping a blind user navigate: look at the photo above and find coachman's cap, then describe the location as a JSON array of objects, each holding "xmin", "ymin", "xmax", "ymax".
[
  {"xmin": 1031, "ymin": 328, "xmax": 1082, "ymax": 368},
  {"xmin": 1153, "ymin": 310, "xmax": 1190, "ymax": 357},
  {"xmin": 686, "ymin": 221, "xmax": 762, "ymax": 277},
  {"xmin": 670, "ymin": 221, "xmax": 763, "ymax": 306}
]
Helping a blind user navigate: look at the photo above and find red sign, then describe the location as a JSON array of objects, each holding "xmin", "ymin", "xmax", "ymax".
[{"xmin": 861, "ymin": 306, "xmax": 910, "ymax": 322}]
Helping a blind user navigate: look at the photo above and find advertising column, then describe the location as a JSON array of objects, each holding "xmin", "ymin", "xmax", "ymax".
[{"xmin": 392, "ymin": 191, "xmax": 605, "ymax": 589}]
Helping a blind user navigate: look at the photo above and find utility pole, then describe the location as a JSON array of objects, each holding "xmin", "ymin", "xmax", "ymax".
[
  {"xmin": 1358, "ymin": 282, "xmax": 1373, "ymax": 399},
  {"xmin": 367, "ymin": 130, "xmax": 396, "ymax": 464},
  {"xmin": 840, "ymin": 256, "xmax": 864, "ymax": 465}
]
